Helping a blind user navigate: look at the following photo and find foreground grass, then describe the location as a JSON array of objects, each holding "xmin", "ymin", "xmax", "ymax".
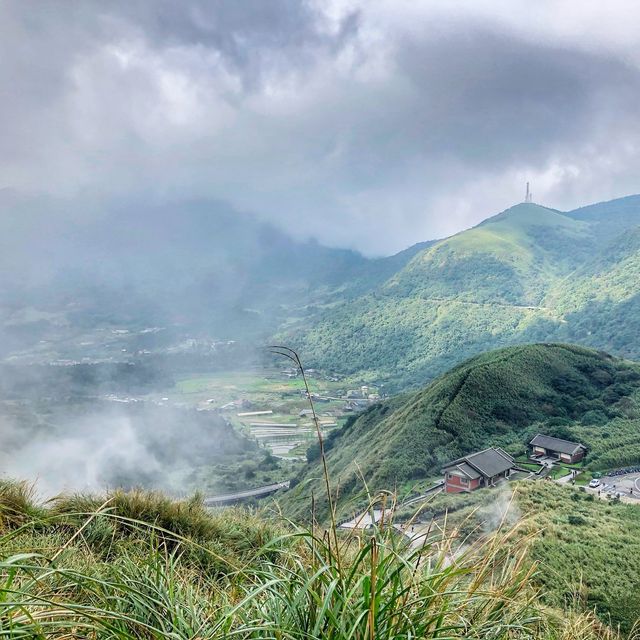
[
  {"xmin": 0, "ymin": 480, "xmax": 632, "ymax": 639},
  {"xmin": 394, "ymin": 481, "xmax": 640, "ymax": 636}
]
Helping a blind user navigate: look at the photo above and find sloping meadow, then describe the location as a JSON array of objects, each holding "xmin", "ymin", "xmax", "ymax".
[{"xmin": 0, "ymin": 479, "xmax": 628, "ymax": 639}]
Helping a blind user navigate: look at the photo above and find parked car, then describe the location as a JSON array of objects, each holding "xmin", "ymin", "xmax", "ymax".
[{"xmin": 589, "ymin": 478, "xmax": 601, "ymax": 488}]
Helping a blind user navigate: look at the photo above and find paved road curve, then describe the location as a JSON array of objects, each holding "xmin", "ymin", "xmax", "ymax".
[
  {"xmin": 204, "ymin": 481, "xmax": 290, "ymax": 506},
  {"xmin": 339, "ymin": 482, "xmax": 445, "ymax": 530},
  {"xmin": 339, "ymin": 510, "xmax": 385, "ymax": 530}
]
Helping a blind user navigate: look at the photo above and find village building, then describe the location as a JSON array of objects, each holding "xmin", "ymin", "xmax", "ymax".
[
  {"xmin": 529, "ymin": 434, "xmax": 586, "ymax": 464},
  {"xmin": 442, "ymin": 447, "xmax": 516, "ymax": 493}
]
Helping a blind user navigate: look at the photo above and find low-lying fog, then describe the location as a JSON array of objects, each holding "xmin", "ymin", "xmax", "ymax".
[
  {"xmin": 0, "ymin": 398, "xmax": 255, "ymax": 499},
  {"xmin": 0, "ymin": 343, "xmax": 270, "ymax": 498}
]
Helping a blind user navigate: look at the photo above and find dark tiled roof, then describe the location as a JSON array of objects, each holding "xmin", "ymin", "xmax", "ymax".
[
  {"xmin": 465, "ymin": 448, "xmax": 515, "ymax": 477},
  {"xmin": 447, "ymin": 462, "xmax": 482, "ymax": 480},
  {"xmin": 529, "ymin": 434, "xmax": 585, "ymax": 456},
  {"xmin": 443, "ymin": 447, "xmax": 515, "ymax": 479}
]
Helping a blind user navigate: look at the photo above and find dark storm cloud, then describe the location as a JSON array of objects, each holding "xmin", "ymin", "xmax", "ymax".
[
  {"xmin": 1, "ymin": 1, "xmax": 640, "ymax": 253},
  {"xmin": 380, "ymin": 26, "xmax": 640, "ymax": 170},
  {"xmin": 106, "ymin": 0, "xmax": 360, "ymax": 69}
]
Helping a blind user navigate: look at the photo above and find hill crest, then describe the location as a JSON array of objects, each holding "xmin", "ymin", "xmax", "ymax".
[
  {"xmin": 281, "ymin": 343, "xmax": 640, "ymax": 519},
  {"xmin": 288, "ymin": 194, "xmax": 640, "ymax": 387}
]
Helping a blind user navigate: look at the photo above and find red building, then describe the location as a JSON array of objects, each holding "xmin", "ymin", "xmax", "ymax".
[{"xmin": 442, "ymin": 447, "xmax": 516, "ymax": 493}]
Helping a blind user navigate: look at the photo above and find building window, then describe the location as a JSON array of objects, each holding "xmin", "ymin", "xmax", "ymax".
[{"xmin": 460, "ymin": 477, "xmax": 468, "ymax": 485}]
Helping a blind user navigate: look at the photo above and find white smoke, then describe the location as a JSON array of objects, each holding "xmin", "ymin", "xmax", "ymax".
[
  {"xmin": 0, "ymin": 411, "xmax": 164, "ymax": 498},
  {"xmin": 479, "ymin": 486, "xmax": 521, "ymax": 534}
]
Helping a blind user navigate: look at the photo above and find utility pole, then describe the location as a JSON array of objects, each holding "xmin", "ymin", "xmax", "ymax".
[{"xmin": 525, "ymin": 182, "xmax": 532, "ymax": 203}]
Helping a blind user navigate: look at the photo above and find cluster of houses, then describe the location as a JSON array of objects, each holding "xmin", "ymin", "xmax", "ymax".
[{"xmin": 442, "ymin": 434, "xmax": 587, "ymax": 493}]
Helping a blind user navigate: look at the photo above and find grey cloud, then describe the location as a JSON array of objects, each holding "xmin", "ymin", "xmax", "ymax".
[
  {"xmin": 1, "ymin": 1, "xmax": 640, "ymax": 254},
  {"xmin": 108, "ymin": 0, "xmax": 361, "ymax": 65},
  {"xmin": 385, "ymin": 27, "xmax": 640, "ymax": 167}
]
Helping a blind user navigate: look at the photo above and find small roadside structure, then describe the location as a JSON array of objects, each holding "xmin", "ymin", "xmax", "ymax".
[
  {"xmin": 529, "ymin": 434, "xmax": 586, "ymax": 464},
  {"xmin": 442, "ymin": 447, "xmax": 516, "ymax": 493}
]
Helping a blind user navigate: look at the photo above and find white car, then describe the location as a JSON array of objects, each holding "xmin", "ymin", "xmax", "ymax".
[{"xmin": 588, "ymin": 478, "xmax": 601, "ymax": 488}]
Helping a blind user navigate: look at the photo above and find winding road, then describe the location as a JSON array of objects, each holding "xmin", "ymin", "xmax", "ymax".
[{"xmin": 204, "ymin": 480, "xmax": 290, "ymax": 506}]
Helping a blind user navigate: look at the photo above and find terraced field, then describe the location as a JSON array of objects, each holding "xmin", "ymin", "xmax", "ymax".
[{"xmin": 167, "ymin": 368, "xmax": 380, "ymax": 460}]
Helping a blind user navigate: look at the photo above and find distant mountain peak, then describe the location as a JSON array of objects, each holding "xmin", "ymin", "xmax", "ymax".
[
  {"xmin": 477, "ymin": 202, "xmax": 584, "ymax": 238},
  {"xmin": 480, "ymin": 202, "xmax": 567, "ymax": 227},
  {"xmin": 291, "ymin": 194, "xmax": 640, "ymax": 387}
]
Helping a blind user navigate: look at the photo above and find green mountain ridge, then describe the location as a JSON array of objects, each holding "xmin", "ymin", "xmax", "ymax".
[
  {"xmin": 566, "ymin": 193, "xmax": 640, "ymax": 242},
  {"xmin": 386, "ymin": 203, "xmax": 593, "ymax": 304},
  {"xmin": 287, "ymin": 195, "xmax": 640, "ymax": 389},
  {"xmin": 281, "ymin": 343, "xmax": 640, "ymax": 520},
  {"xmin": 538, "ymin": 226, "xmax": 640, "ymax": 358},
  {"xmin": 548, "ymin": 225, "xmax": 640, "ymax": 312}
]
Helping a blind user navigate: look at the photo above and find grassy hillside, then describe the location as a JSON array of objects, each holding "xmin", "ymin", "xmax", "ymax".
[
  {"xmin": 388, "ymin": 203, "xmax": 593, "ymax": 304},
  {"xmin": 394, "ymin": 481, "xmax": 640, "ymax": 634},
  {"xmin": 519, "ymin": 482, "xmax": 640, "ymax": 634},
  {"xmin": 0, "ymin": 478, "xmax": 629, "ymax": 639},
  {"xmin": 536, "ymin": 227, "xmax": 640, "ymax": 360},
  {"xmin": 280, "ymin": 344, "xmax": 640, "ymax": 520},
  {"xmin": 0, "ymin": 479, "xmax": 624, "ymax": 639},
  {"xmin": 566, "ymin": 194, "xmax": 640, "ymax": 243},
  {"xmin": 287, "ymin": 196, "xmax": 640, "ymax": 389},
  {"xmin": 549, "ymin": 227, "xmax": 640, "ymax": 311}
]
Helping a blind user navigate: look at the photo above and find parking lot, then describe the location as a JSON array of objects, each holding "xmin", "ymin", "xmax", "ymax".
[{"xmin": 591, "ymin": 472, "xmax": 640, "ymax": 501}]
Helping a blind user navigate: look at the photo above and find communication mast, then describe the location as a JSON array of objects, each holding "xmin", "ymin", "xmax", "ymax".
[{"xmin": 525, "ymin": 182, "xmax": 533, "ymax": 203}]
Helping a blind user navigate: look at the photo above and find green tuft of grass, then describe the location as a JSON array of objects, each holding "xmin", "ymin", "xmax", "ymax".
[{"xmin": 0, "ymin": 480, "xmax": 46, "ymax": 529}]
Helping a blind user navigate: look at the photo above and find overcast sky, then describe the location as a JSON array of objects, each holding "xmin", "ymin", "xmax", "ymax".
[{"xmin": 3, "ymin": 1, "xmax": 640, "ymax": 255}]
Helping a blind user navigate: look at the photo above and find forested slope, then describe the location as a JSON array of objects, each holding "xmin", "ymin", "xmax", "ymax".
[
  {"xmin": 540, "ymin": 226, "xmax": 640, "ymax": 356},
  {"xmin": 280, "ymin": 344, "xmax": 640, "ymax": 520},
  {"xmin": 287, "ymin": 196, "xmax": 640, "ymax": 389}
]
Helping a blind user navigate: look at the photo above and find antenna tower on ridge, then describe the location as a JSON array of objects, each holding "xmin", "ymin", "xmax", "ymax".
[{"xmin": 525, "ymin": 182, "xmax": 533, "ymax": 203}]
